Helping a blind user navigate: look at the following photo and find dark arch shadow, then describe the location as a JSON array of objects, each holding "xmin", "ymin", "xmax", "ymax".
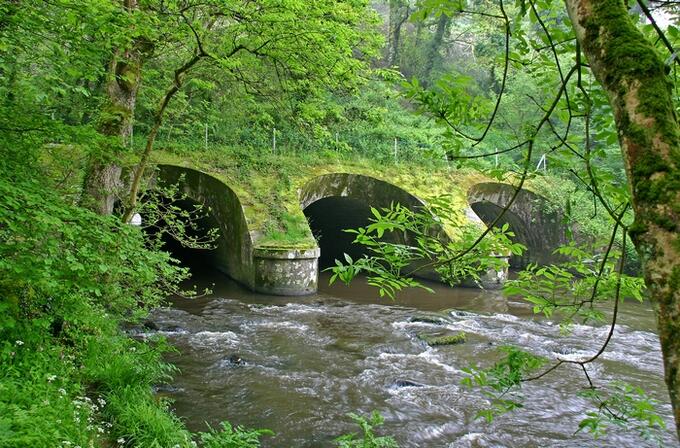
[
  {"xmin": 303, "ymin": 196, "xmax": 374, "ymax": 269},
  {"xmin": 469, "ymin": 201, "xmax": 535, "ymax": 269},
  {"xmin": 142, "ymin": 196, "xmax": 222, "ymax": 271}
]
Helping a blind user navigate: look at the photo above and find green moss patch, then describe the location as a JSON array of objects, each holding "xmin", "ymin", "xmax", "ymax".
[{"xmin": 419, "ymin": 332, "xmax": 467, "ymax": 346}]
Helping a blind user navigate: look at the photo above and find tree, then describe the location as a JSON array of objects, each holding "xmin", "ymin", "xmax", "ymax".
[
  {"xmin": 71, "ymin": 0, "xmax": 381, "ymax": 216},
  {"xmin": 387, "ymin": 0, "xmax": 412, "ymax": 66},
  {"xmin": 423, "ymin": 11, "xmax": 452, "ymax": 84},
  {"xmin": 565, "ymin": 0, "xmax": 680, "ymax": 438},
  {"xmin": 82, "ymin": 0, "xmax": 150, "ymax": 215},
  {"xmin": 115, "ymin": 0, "xmax": 379, "ymax": 222}
]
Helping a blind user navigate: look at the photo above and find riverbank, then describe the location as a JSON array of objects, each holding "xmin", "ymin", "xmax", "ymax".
[{"xmin": 0, "ymin": 174, "xmax": 273, "ymax": 447}]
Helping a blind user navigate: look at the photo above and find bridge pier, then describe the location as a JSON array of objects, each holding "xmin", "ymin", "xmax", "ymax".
[{"xmin": 252, "ymin": 247, "xmax": 320, "ymax": 296}]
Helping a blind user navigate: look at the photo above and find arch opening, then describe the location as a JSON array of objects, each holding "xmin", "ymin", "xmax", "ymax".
[
  {"xmin": 303, "ymin": 196, "xmax": 374, "ymax": 270},
  {"xmin": 467, "ymin": 182, "xmax": 568, "ymax": 269},
  {"xmin": 142, "ymin": 196, "xmax": 222, "ymax": 271},
  {"xmin": 299, "ymin": 173, "xmax": 434, "ymax": 279}
]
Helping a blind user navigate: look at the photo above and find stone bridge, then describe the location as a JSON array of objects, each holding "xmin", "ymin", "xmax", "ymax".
[{"xmin": 152, "ymin": 164, "xmax": 569, "ymax": 296}]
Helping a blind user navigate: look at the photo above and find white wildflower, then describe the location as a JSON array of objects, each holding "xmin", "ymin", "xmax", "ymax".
[{"xmin": 15, "ymin": 340, "xmax": 23, "ymax": 346}]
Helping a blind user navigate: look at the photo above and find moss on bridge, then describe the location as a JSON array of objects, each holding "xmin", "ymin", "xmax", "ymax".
[{"xmin": 152, "ymin": 147, "xmax": 494, "ymax": 250}]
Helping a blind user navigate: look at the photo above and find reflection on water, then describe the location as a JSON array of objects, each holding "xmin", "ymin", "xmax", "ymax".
[{"xmin": 141, "ymin": 269, "xmax": 675, "ymax": 447}]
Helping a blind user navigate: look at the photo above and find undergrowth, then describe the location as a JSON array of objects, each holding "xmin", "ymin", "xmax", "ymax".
[{"xmin": 0, "ymin": 166, "xmax": 271, "ymax": 447}]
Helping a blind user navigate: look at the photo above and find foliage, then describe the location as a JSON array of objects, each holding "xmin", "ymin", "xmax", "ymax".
[
  {"xmin": 151, "ymin": 78, "xmax": 445, "ymax": 163},
  {"xmin": 336, "ymin": 0, "xmax": 677, "ymax": 441},
  {"xmin": 0, "ymin": 155, "xmax": 270, "ymax": 446},
  {"xmin": 138, "ymin": 174, "xmax": 220, "ymax": 252},
  {"xmin": 330, "ymin": 195, "xmax": 524, "ymax": 298},
  {"xmin": 334, "ymin": 411, "xmax": 399, "ymax": 448},
  {"xmin": 199, "ymin": 422, "xmax": 273, "ymax": 448},
  {"xmin": 461, "ymin": 346, "xmax": 546, "ymax": 423},
  {"xmin": 2, "ymin": 0, "xmax": 679, "ymax": 443},
  {"xmin": 0, "ymin": 177, "xmax": 184, "ymax": 328},
  {"xmin": 578, "ymin": 381, "xmax": 667, "ymax": 445},
  {"xmin": 504, "ymin": 242, "xmax": 645, "ymax": 325}
]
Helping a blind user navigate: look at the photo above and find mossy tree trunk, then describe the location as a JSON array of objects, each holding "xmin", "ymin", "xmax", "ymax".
[
  {"xmin": 387, "ymin": 0, "xmax": 410, "ymax": 67},
  {"xmin": 82, "ymin": 0, "xmax": 147, "ymax": 215},
  {"xmin": 423, "ymin": 12, "xmax": 450, "ymax": 86},
  {"xmin": 565, "ymin": 0, "xmax": 680, "ymax": 437}
]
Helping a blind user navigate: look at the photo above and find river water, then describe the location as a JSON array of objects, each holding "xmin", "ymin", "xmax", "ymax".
[{"xmin": 143, "ymin": 269, "xmax": 676, "ymax": 447}]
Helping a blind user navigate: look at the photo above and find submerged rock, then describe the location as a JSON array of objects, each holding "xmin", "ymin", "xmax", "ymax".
[
  {"xmin": 409, "ymin": 314, "xmax": 448, "ymax": 325},
  {"xmin": 392, "ymin": 379, "xmax": 425, "ymax": 388},
  {"xmin": 419, "ymin": 332, "xmax": 467, "ymax": 347},
  {"xmin": 441, "ymin": 308, "xmax": 476, "ymax": 318},
  {"xmin": 552, "ymin": 345, "xmax": 578, "ymax": 356},
  {"xmin": 225, "ymin": 354, "xmax": 247, "ymax": 366},
  {"xmin": 152, "ymin": 384, "xmax": 183, "ymax": 394},
  {"xmin": 142, "ymin": 320, "xmax": 159, "ymax": 331}
]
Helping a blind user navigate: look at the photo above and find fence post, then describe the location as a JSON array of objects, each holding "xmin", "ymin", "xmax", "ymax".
[
  {"xmin": 536, "ymin": 153, "xmax": 547, "ymax": 171},
  {"xmin": 204, "ymin": 123, "xmax": 208, "ymax": 150},
  {"xmin": 394, "ymin": 138, "xmax": 398, "ymax": 163},
  {"xmin": 272, "ymin": 127, "xmax": 277, "ymax": 154}
]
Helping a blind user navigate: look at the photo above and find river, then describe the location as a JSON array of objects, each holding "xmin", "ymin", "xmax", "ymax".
[{"xmin": 142, "ymin": 268, "xmax": 676, "ymax": 447}]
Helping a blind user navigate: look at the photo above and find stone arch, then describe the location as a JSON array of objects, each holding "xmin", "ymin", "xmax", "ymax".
[
  {"xmin": 299, "ymin": 173, "xmax": 426, "ymax": 270},
  {"xmin": 156, "ymin": 164, "xmax": 319, "ymax": 296},
  {"xmin": 300, "ymin": 173, "xmax": 426, "ymax": 211},
  {"xmin": 155, "ymin": 164, "xmax": 255, "ymax": 287},
  {"xmin": 467, "ymin": 182, "xmax": 568, "ymax": 268}
]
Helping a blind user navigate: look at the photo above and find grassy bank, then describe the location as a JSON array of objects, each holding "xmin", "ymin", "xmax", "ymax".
[{"xmin": 0, "ymin": 171, "xmax": 272, "ymax": 447}]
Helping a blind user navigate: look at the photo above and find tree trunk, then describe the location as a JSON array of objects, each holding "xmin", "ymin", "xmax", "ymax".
[
  {"xmin": 565, "ymin": 0, "xmax": 680, "ymax": 438},
  {"xmin": 121, "ymin": 52, "xmax": 205, "ymax": 223},
  {"xmin": 423, "ymin": 12, "xmax": 450, "ymax": 86},
  {"xmin": 81, "ymin": 0, "xmax": 146, "ymax": 215},
  {"xmin": 387, "ymin": 0, "xmax": 410, "ymax": 67}
]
